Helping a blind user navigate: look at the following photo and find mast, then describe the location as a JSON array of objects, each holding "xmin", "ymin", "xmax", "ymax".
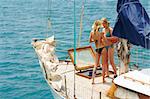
[{"xmin": 73, "ymin": 0, "xmax": 77, "ymax": 98}]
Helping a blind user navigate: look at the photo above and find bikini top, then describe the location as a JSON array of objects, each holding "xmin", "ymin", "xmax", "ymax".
[
  {"xmin": 105, "ymin": 29, "xmax": 111, "ymax": 37},
  {"xmin": 106, "ymin": 32, "xmax": 111, "ymax": 37}
]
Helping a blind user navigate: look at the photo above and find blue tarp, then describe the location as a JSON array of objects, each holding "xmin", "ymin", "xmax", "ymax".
[{"xmin": 113, "ymin": 0, "xmax": 150, "ymax": 49}]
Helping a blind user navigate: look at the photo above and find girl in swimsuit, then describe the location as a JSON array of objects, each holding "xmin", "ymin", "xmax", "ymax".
[
  {"xmin": 89, "ymin": 20, "xmax": 106, "ymax": 83},
  {"xmin": 101, "ymin": 18, "xmax": 118, "ymax": 82}
]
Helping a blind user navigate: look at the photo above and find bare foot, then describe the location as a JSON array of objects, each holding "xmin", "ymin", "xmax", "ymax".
[
  {"xmin": 113, "ymin": 74, "xmax": 117, "ymax": 78},
  {"xmin": 105, "ymin": 75, "xmax": 109, "ymax": 77},
  {"xmin": 92, "ymin": 82, "xmax": 95, "ymax": 84},
  {"xmin": 102, "ymin": 80, "xmax": 106, "ymax": 83},
  {"xmin": 102, "ymin": 78, "xmax": 106, "ymax": 83},
  {"xmin": 105, "ymin": 72, "xmax": 109, "ymax": 77},
  {"xmin": 92, "ymin": 80, "xmax": 95, "ymax": 84}
]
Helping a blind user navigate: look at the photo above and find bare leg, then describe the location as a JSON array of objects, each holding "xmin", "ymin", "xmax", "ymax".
[
  {"xmin": 101, "ymin": 48, "xmax": 107, "ymax": 83},
  {"xmin": 108, "ymin": 47, "xmax": 117, "ymax": 76},
  {"xmin": 125, "ymin": 63, "xmax": 129, "ymax": 73},
  {"xmin": 105, "ymin": 49, "xmax": 109, "ymax": 77},
  {"xmin": 92, "ymin": 53, "xmax": 101, "ymax": 84}
]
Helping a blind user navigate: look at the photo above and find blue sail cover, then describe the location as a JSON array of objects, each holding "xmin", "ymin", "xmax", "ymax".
[{"xmin": 113, "ymin": 0, "xmax": 150, "ymax": 49}]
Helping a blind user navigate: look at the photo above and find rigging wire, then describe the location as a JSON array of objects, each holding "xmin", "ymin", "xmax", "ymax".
[
  {"xmin": 77, "ymin": 0, "xmax": 85, "ymax": 47},
  {"xmin": 47, "ymin": 0, "xmax": 52, "ymax": 37}
]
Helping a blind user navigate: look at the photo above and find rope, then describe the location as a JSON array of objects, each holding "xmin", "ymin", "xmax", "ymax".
[
  {"xmin": 47, "ymin": 0, "xmax": 51, "ymax": 18},
  {"xmin": 47, "ymin": 18, "xmax": 51, "ymax": 35},
  {"xmin": 77, "ymin": 0, "xmax": 85, "ymax": 47},
  {"xmin": 47, "ymin": 0, "xmax": 53, "ymax": 37}
]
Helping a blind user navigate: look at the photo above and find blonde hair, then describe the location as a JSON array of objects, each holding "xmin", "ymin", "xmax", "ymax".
[
  {"xmin": 101, "ymin": 17, "xmax": 110, "ymax": 27},
  {"xmin": 92, "ymin": 20, "xmax": 102, "ymax": 33}
]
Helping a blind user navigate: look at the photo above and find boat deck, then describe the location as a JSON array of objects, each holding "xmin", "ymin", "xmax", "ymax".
[
  {"xmin": 55, "ymin": 61, "xmax": 115, "ymax": 99},
  {"xmin": 32, "ymin": 39, "xmax": 150, "ymax": 99}
]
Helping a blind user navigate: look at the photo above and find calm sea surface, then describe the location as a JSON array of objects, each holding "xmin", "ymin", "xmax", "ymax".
[{"xmin": 0, "ymin": 0, "xmax": 150, "ymax": 99}]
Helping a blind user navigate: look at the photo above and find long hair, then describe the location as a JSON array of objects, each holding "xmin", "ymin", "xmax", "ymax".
[
  {"xmin": 92, "ymin": 20, "xmax": 101, "ymax": 34},
  {"xmin": 101, "ymin": 17, "xmax": 110, "ymax": 28}
]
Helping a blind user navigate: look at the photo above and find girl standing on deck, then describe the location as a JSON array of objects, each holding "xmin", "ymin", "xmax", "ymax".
[
  {"xmin": 101, "ymin": 18, "xmax": 118, "ymax": 80},
  {"xmin": 89, "ymin": 20, "xmax": 107, "ymax": 83}
]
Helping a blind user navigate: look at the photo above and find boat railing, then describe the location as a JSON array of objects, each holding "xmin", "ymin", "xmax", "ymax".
[{"xmin": 75, "ymin": 79, "xmax": 104, "ymax": 99}]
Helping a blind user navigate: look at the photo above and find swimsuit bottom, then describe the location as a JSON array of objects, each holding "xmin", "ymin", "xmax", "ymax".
[
  {"xmin": 105, "ymin": 44, "xmax": 114, "ymax": 51},
  {"xmin": 95, "ymin": 47, "xmax": 104, "ymax": 54}
]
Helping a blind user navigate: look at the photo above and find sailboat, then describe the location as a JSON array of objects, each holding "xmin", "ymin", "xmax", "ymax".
[{"xmin": 31, "ymin": 0, "xmax": 150, "ymax": 98}]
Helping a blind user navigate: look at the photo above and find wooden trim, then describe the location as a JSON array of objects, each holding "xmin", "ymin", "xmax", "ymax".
[
  {"xmin": 76, "ymin": 73, "xmax": 91, "ymax": 79},
  {"xmin": 68, "ymin": 46, "xmax": 96, "ymax": 71}
]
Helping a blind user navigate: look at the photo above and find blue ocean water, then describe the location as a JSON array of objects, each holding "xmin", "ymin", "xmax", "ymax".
[{"xmin": 0, "ymin": 0, "xmax": 149, "ymax": 99}]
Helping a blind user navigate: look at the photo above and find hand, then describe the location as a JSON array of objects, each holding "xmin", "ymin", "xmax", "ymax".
[
  {"xmin": 107, "ymin": 37, "xmax": 118, "ymax": 43},
  {"xmin": 101, "ymin": 32, "xmax": 105, "ymax": 38}
]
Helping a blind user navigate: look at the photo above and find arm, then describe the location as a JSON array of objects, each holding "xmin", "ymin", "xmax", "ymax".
[
  {"xmin": 107, "ymin": 27, "xmax": 119, "ymax": 43},
  {"xmin": 110, "ymin": 27, "xmax": 113, "ymax": 37},
  {"xmin": 100, "ymin": 32, "xmax": 109, "ymax": 46},
  {"xmin": 99, "ymin": 32, "xmax": 106, "ymax": 45},
  {"xmin": 101, "ymin": 29, "xmax": 108, "ymax": 43},
  {"xmin": 102, "ymin": 29, "xmax": 113, "ymax": 46},
  {"xmin": 89, "ymin": 32, "xmax": 94, "ymax": 43}
]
